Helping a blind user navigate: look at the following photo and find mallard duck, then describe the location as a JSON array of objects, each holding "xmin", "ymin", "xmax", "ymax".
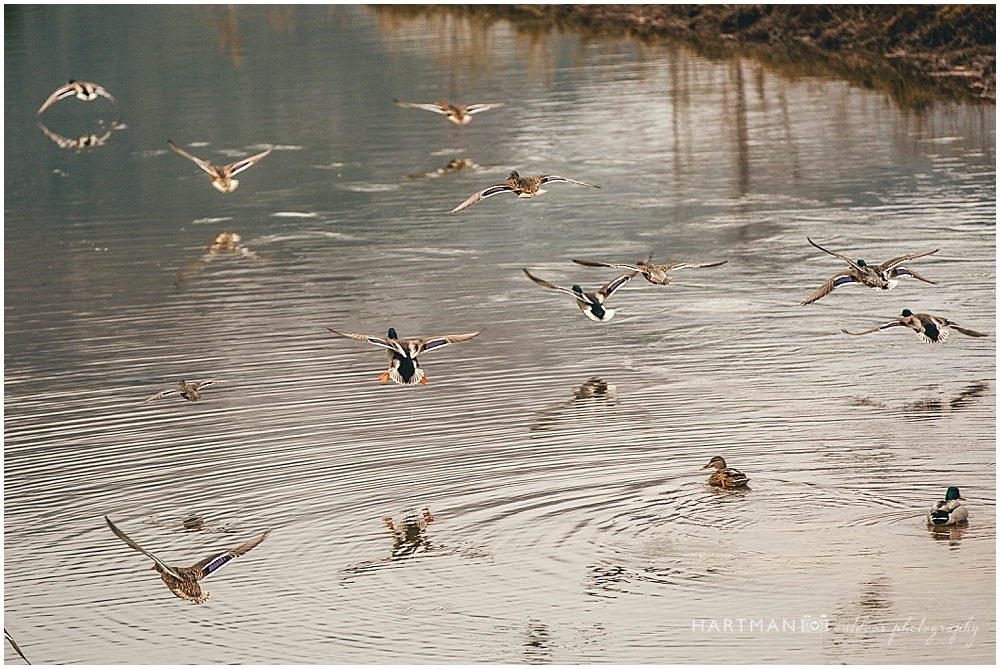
[
  {"xmin": 37, "ymin": 80, "xmax": 119, "ymax": 115},
  {"xmin": 38, "ymin": 117, "xmax": 121, "ymax": 151},
  {"xmin": 104, "ymin": 516, "xmax": 270, "ymax": 604},
  {"xmin": 168, "ymin": 140, "xmax": 272, "ymax": 193},
  {"xmin": 394, "ymin": 99, "xmax": 504, "ymax": 124},
  {"xmin": 700, "ymin": 456, "xmax": 749, "ymax": 488},
  {"xmin": 523, "ymin": 268, "xmax": 636, "ymax": 322},
  {"xmin": 4, "ymin": 629, "xmax": 29, "ymax": 665},
  {"xmin": 451, "ymin": 171, "xmax": 599, "ymax": 213},
  {"xmin": 573, "ymin": 253, "xmax": 727, "ymax": 285},
  {"xmin": 142, "ymin": 379, "xmax": 228, "ymax": 404},
  {"xmin": 927, "ymin": 487, "xmax": 968, "ymax": 525},
  {"xmin": 328, "ymin": 328, "xmax": 481, "ymax": 385},
  {"xmin": 842, "ymin": 309, "xmax": 986, "ymax": 343},
  {"xmin": 802, "ymin": 238, "xmax": 938, "ymax": 305}
]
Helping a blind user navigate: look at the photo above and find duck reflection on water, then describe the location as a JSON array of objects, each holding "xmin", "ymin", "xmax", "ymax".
[
  {"xmin": 177, "ymin": 232, "xmax": 260, "ymax": 283},
  {"xmin": 530, "ymin": 377, "xmax": 617, "ymax": 433},
  {"xmin": 384, "ymin": 506, "xmax": 435, "ymax": 559},
  {"xmin": 403, "ymin": 157, "xmax": 481, "ymax": 181},
  {"xmin": 38, "ymin": 118, "xmax": 122, "ymax": 152}
]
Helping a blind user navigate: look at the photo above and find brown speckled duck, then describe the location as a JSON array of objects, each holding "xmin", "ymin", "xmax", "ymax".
[
  {"xmin": 451, "ymin": 171, "xmax": 599, "ymax": 213},
  {"xmin": 168, "ymin": 140, "xmax": 272, "ymax": 193},
  {"xmin": 394, "ymin": 99, "xmax": 504, "ymax": 124},
  {"xmin": 105, "ymin": 516, "xmax": 270, "ymax": 604},
  {"xmin": 142, "ymin": 379, "xmax": 228, "ymax": 404},
  {"xmin": 700, "ymin": 456, "xmax": 749, "ymax": 488},
  {"xmin": 573, "ymin": 253, "xmax": 727, "ymax": 286}
]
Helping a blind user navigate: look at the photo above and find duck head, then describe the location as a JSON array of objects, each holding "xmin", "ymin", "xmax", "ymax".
[
  {"xmin": 857, "ymin": 259, "xmax": 867, "ymax": 267},
  {"xmin": 701, "ymin": 456, "xmax": 727, "ymax": 470},
  {"xmin": 900, "ymin": 309, "xmax": 913, "ymax": 317},
  {"xmin": 387, "ymin": 328, "xmax": 398, "ymax": 340},
  {"xmin": 507, "ymin": 171, "xmax": 520, "ymax": 180},
  {"xmin": 571, "ymin": 285, "xmax": 584, "ymax": 295},
  {"xmin": 945, "ymin": 486, "xmax": 964, "ymax": 501}
]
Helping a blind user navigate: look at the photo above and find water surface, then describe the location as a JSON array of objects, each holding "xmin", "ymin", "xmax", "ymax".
[{"xmin": 5, "ymin": 6, "xmax": 995, "ymax": 664}]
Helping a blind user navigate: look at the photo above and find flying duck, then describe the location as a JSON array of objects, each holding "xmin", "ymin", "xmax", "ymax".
[
  {"xmin": 394, "ymin": 99, "xmax": 504, "ymax": 124},
  {"xmin": 573, "ymin": 253, "xmax": 727, "ymax": 285},
  {"xmin": 168, "ymin": 140, "xmax": 272, "ymax": 193},
  {"xmin": 142, "ymin": 379, "xmax": 228, "ymax": 404},
  {"xmin": 842, "ymin": 309, "xmax": 986, "ymax": 343},
  {"xmin": 327, "ymin": 328, "xmax": 481, "ymax": 385},
  {"xmin": 451, "ymin": 171, "xmax": 599, "ymax": 213},
  {"xmin": 523, "ymin": 268, "xmax": 637, "ymax": 322},
  {"xmin": 802, "ymin": 237, "xmax": 938, "ymax": 305},
  {"xmin": 37, "ymin": 80, "xmax": 119, "ymax": 115}
]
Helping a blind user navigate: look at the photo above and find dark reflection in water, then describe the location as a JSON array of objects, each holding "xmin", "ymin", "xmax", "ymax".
[
  {"xmin": 176, "ymin": 232, "xmax": 261, "ymax": 284},
  {"xmin": 852, "ymin": 381, "xmax": 990, "ymax": 421},
  {"xmin": 530, "ymin": 377, "xmax": 617, "ymax": 433},
  {"xmin": 524, "ymin": 619, "xmax": 553, "ymax": 664},
  {"xmin": 384, "ymin": 506, "xmax": 435, "ymax": 559},
  {"xmin": 927, "ymin": 523, "xmax": 968, "ymax": 546},
  {"xmin": 37, "ymin": 118, "xmax": 123, "ymax": 152}
]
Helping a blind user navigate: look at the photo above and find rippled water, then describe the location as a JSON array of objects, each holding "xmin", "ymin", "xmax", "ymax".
[{"xmin": 5, "ymin": 6, "xmax": 996, "ymax": 664}]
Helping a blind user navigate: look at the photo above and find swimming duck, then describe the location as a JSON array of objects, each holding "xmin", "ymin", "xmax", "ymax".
[
  {"xmin": 104, "ymin": 516, "xmax": 270, "ymax": 604},
  {"xmin": 801, "ymin": 237, "xmax": 938, "ymax": 305},
  {"xmin": 37, "ymin": 80, "xmax": 119, "ymax": 115},
  {"xmin": 523, "ymin": 268, "xmax": 637, "ymax": 322},
  {"xmin": 700, "ymin": 456, "xmax": 749, "ymax": 488},
  {"xmin": 38, "ymin": 117, "xmax": 122, "ymax": 151},
  {"xmin": 4, "ymin": 629, "xmax": 29, "ymax": 665},
  {"xmin": 327, "ymin": 328, "xmax": 481, "ymax": 385},
  {"xmin": 573, "ymin": 253, "xmax": 727, "ymax": 285},
  {"xmin": 142, "ymin": 379, "xmax": 228, "ymax": 404},
  {"xmin": 168, "ymin": 140, "xmax": 272, "ymax": 193},
  {"xmin": 394, "ymin": 99, "xmax": 504, "ymax": 124},
  {"xmin": 927, "ymin": 487, "xmax": 968, "ymax": 526},
  {"xmin": 451, "ymin": 171, "xmax": 599, "ymax": 213},
  {"xmin": 842, "ymin": 309, "xmax": 986, "ymax": 343}
]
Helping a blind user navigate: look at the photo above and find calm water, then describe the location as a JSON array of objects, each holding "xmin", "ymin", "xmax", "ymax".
[{"xmin": 4, "ymin": 5, "xmax": 996, "ymax": 664}]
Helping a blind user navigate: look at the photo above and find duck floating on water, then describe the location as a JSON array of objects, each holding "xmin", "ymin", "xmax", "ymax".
[
  {"xmin": 394, "ymin": 99, "xmax": 504, "ymax": 124},
  {"xmin": 700, "ymin": 456, "xmax": 749, "ymax": 488},
  {"xmin": 801, "ymin": 237, "xmax": 938, "ymax": 305},
  {"xmin": 451, "ymin": 171, "xmax": 599, "ymax": 213},
  {"xmin": 168, "ymin": 140, "xmax": 272, "ymax": 193},
  {"xmin": 104, "ymin": 516, "xmax": 270, "ymax": 604},
  {"xmin": 327, "ymin": 328, "xmax": 481, "ymax": 385},
  {"xmin": 37, "ymin": 80, "xmax": 119, "ymax": 115},
  {"xmin": 523, "ymin": 268, "xmax": 636, "ymax": 322},
  {"xmin": 842, "ymin": 309, "xmax": 986, "ymax": 343},
  {"xmin": 142, "ymin": 379, "xmax": 228, "ymax": 404},
  {"xmin": 573, "ymin": 253, "xmax": 727, "ymax": 286},
  {"xmin": 927, "ymin": 487, "xmax": 968, "ymax": 526}
]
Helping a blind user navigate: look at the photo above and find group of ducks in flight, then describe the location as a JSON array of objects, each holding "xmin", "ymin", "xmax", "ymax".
[{"xmin": 14, "ymin": 80, "xmax": 981, "ymax": 641}]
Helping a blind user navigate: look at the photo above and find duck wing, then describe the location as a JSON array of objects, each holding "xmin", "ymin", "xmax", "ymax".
[
  {"xmin": 394, "ymin": 100, "xmax": 448, "ymax": 115},
  {"xmin": 663, "ymin": 260, "xmax": 728, "ymax": 271},
  {"xmin": 801, "ymin": 271, "xmax": 857, "ymax": 305},
  {"xmin": 142, "ymin": 388, "xmax": 178, "ymax": 404},
  {"xmin": 890, "ymin": 266, "xmax": 937, "ymax": 284},
  {"xmin": 538, "ymin": 175, "xmax": 599, "ymax": 189},
  {"xmin": 328, "ymin": 329, "xmax": 406, "ymax": 354},
  {"xmin": 226, "ymin": 147, "xmax": 273, "ymax": 176},
  {"xmin": 190, "ymin": 528, "xmax": 271, "ymax": 579},
  {"xmin": 168, "ymin": 140, "xmax": 217, "ymax": 176},
  {"xmin": 875, "ymin": 249, "xmax": 938, "ymax": 273},
  {"xmin": 105, "ymin": 516, "xmax": 182, "ymax": 578},
  {"xmin": 193, "ymin": 379, "xmax": 227, "ymax": 390},
  {"xmin": 806, "ymin": 237, "xmax": 863, "ymax": 270},
  {"xmin": 948, "ymin": 323, "xmax": 987, "ymax": 338},
  {"xmin": 36, "ymin": 83, "xmax": 77, "ymax": 115},
  {"xmin": 4, "ymin": 629, "xmax": 30, "ymax": 665},
  {"xmin": 464, "ymin": 103, "xmax": 504, "ymax": 114},
  {"xmin": 523, "ymin": 269, "xmax": 590, "ymax": 300},
  {"xmin": 450, "ymin": 183, "xmax": 516, "ymax": 213},
  {"xmin": 414, "ymin": 331, "xmax": 482, "ymax": 354},
  {"xmin": 841, "ymin": 320, "xmax": 904, "ymax": 336},
  {"xmin": 598, "ymin": 271, "xmax": 638, "ymax": 298},
  {"xmin": 572, "ymin": 259, "xmax": 643, "ymax": 271}
]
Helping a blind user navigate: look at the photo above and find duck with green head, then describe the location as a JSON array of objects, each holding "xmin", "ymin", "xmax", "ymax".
[
  {"xmin": 842, "ymin": 309, "xmax": 986, "ymax": 343},
  {"xmin": 328, "ymin": 327, "xmax": 481, "ymax": 385},
  {"xmin": 801, "ymin": 237, "xmax": 938, "ymax": 305},
  {"xmin": 927, "ymin": 487, "xmax": 968, "ymax": 525},
  {"xmin": 523, "ymin": 268, "xmax": 637, "ymax": 322}
]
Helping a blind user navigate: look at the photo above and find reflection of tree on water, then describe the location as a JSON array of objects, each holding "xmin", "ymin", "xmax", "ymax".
[
  {"xmin": 196, "ymin": 6, "xmax": 243, "ymax": 67},
  {"xmin": 530, "ymin": 377, "xmax": 617, "ymax": 433},
  {"xmin": 384, "ymin": 506, "xmax": 435, "ymax": 559},
  {"xmin": 176, "ymin": 232, "xmax": 260, "ymax": 284},
  {"xmin": 38, "ymin": 118, "xmax": 123, "ymax": 152}
]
